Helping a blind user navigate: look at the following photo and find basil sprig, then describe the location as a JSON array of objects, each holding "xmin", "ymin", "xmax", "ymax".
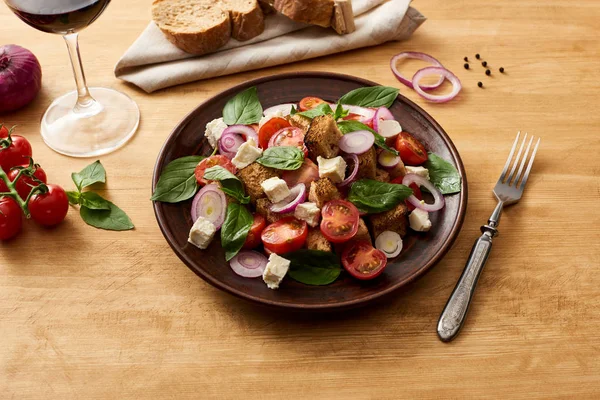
[
  {"xmin": 296, "ymin": 102, "xmax": 333, "ymax": 119},
  {"xmin": 424, "ymin": 153, "xmax": 462, "ymax": 194},
  {"xmin": 256, "ymin": 146, "xmax": 304, "ymax": 170},
  {"xmin": 151, "ymin": 156, "xmax": 205, "ymax": 203},
  {"xmin": 223, "ymin": 86, "xmax": 263, "ymax": 125},
  {"xmin": 284, "ymin": 250, "xmax": 342, "ymax": 285},
  {"xmin": 221, "ymin": 203, "xmax": 253, "ymax": 261},
  {"xmin": 72, "ymin": 160, "xmax": 106, "ymax": 191},
  {"xmin": 203, "ymin": 166, "xmax": 250, "ymax": 204},
  {"xmin": 338, "ymin": 86, "xmax": 399, "ymax": 108},
  {"xmin": 348, "ymin": 179, "xmax": 413, "ymax": 213},
  {"xmin": 337, "ymin": 120, "xmax": 398, "ymax": 155}
]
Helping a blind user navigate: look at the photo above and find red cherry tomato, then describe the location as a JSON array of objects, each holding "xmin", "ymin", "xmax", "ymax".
[
  {"xmin": 0, "ymin": 134, "xmax": 33, "ymax": 172},
  {"xmin": 258, "ymin": 117, "xmax": 291, "ymax": 149},
  {"xmin": 281, "ymin": 159, "xmax": 319, "ymax": 190},
  {"xmin": 342, "ymin": 241, "xmax": 388, "ymax": 280},
  {"xmin": 268, "ymin": 127, "xmax": 308, "ymax": 156},
  {"xmin": 0, "ymin": 196, "xmax": 22, "ymax": 240},
  {"xmin": 243, "ymin": 213, "xmax": 266, "ymax": 250},
  {"xmin": 261, "ymin": 216, "xmax": 308, "ymax": 254},
  {"xmin": 6, "ymin": 165, "xmax": 47, "ymax": 200},
  {"xmin": 194, "ymin": 155, "xmax": 237, "ymax": 186},
  {"xmin": 0, "ymin": 125, "xmax": 9, "ymax": 138},
  {"xmin": 320, "ymin": 200, "xmax": 360, "ymax": 243},
  {"xmin": 299, "ymin": 97, "xmax": 326, "ymax": 112},
  {"xmin": 342, "ymin": 113, "xmax": 374, "ymax": 129},
  {"xmin": 395, "ymin": 132, "xmax": 428, "ymax": 166},
  {"xmin": 28, "ymin": 184, "xmax": 69, "ymax": 227}
]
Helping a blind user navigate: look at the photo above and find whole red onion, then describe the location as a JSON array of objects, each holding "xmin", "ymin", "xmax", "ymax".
[{"xmin": 0, "ymin": 44, "xmax": 42, "ymax": 113}]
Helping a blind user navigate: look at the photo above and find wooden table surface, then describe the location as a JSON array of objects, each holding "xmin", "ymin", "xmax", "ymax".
[{"xmin": 1, "ymin": 0, "xmax": 599, "ymax": 398}]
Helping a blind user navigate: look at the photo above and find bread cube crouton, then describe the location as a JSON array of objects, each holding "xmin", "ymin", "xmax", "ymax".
[
  {"xmin": 308, "ymin": 178, "xmax": 341, "ymax": 209},
  {"xmin": 356, "ymin": 147, "xmax": 377, "ymax": 179},
  {"xmin": 304, "ymin": 115, "xmax": 343, "ymax": 160},
  {"xmin": 288, "ymin": 113, "xmax": 311, "ymax": 132},
  {"xmin": 368, "ymin": 203, "xmax": 409, "ymax": 239},
  {"xmin": 236, "ymin": 162, "xmax": 278, "ymax": 204},
  {"xmin": 375, "ymin": 168, "xmax": 390, "ymax": 183},
  {"xmin": 255, "ymin": 198, "xmax": 294, "ymax": 224},
  {"xmin": 306, "ymin": 228, "xmax": 332, "ymax": 252}
]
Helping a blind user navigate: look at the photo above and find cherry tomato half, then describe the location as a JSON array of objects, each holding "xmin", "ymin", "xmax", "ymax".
[
  {"xmin": 243, "ymin": 213, "xmax": 267, "ymax": 250},
  {"xmin": 281, "ymin": 158, "xmax": 319, "ymax": 190},
  {"xmin": 299, "ymin": 97, "xmax": 326, "ymax": 112},
  {"xmin": 0, "ymin": 196, "xmax": 22, "ymax": 240},
  {"xmin": 0, "ymin": 134, "xmax": 33, "ymax": 171},
  {"xmin": 268, "ymin": 127, "xmax": 308, "ymax": 156},
  {"xmin": 320, "ymin": 199, "xmax": 360, "ymax": 243},
  {"xmin": 261, "ymin": 216, "xmax": 308, "ymax": 254},
  {"xmin": 4, "ymin": 165, "xmax": 47, "ymax": 200},
  {"xmin": 258, "ymin": 117, "xmax": 291, "ymax": 149},
  {"xmin": 28, "ymin": 184, "xmax": 69, "ymax": 227},
  {"xmin": 194, "ymin": 155, "xmax": 237, "ymax": 186},
  {"xmin": 342, "ymin": 113, "xmax": 374, "ymax": 129},
  {"xmin": 342, "ymin": 241, "xmax": 388, "ymax": 280},
  {"xmin": 395, "ymin": 132, "xmax": 428, "ymax": 166}
]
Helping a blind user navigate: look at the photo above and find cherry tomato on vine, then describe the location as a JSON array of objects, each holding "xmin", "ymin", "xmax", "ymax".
[
  {"xmin": 7, "ymin": 165, "xmax": 47, "ymax": 200},
  {"xmin": 0, "ymin": 134, "xmax": 33, "ymax": 171},
  {"xmin": 28, "ymin": 184, "xmax": 69, "ymax": 227},
  {"xmin": 0, "ymin": 125, "xmax": 9, "ymax": 138},
  {"xmin": 0, "ymin": 196, "xmax": 22, "ymax": 240}
]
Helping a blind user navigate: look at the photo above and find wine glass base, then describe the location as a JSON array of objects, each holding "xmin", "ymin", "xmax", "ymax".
[{"xmin": 40, "ymin": 87, "xmax": 140, "ymax": 158}]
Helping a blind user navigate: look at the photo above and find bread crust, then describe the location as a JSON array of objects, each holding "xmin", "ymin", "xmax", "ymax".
[{"xmin": 273, "ymin": 0, "xmax": 335, "ymax": 27}]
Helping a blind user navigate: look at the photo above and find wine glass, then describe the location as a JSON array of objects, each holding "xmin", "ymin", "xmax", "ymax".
[{"xmin": 3, "ymin": 0, "xmax": 139, "ymax": 157}]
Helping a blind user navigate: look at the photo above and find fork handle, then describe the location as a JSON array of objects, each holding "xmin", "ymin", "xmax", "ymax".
[{"xmin": 437, "ymin": 225, "xmax": 497, "ymax": 342}]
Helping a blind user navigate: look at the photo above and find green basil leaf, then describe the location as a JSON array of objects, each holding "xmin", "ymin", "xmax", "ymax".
[
  {"xmin": 424, "ymin": 153, "xmax": 462, "ymax": 194},
  {"xmin": 256, "ymin": 146, "xmax": 304, "ymax": 170},
  {"xmin": 79, "ymin": 192, "xmax": 111, "ymax": 210},
  {"xmin": 222, "ymin": 86, "xmax": 263, "ymax": 125},
  {"xmin": 338, "ymin": 86, "xmax": 399, "ymax": 108},
  {"xmin": 284, "ymin": 250, "xmax": 342, "ymax": 286},
  {"xmin": 66, "ymin": 191, "xmax": 81, "ymax": 206},
  {"xmin": 221, "ymin": 203, "xmax": 253, "ymax": 261},
  {"xmin": 336, "ymin": 120, "xmax": 399, "ymax": 155},
  {"xmin": 297, "ymin": 103, "xmax": 333, "ymax": 119},
  {"xmin": 203, "ymin": 166, "xmax": 250, "ymax": 204},
  {"xmin": 348, "ymin": 179, "xmax": 413, "ymax": 213},
  {"xmin": 71, "ymin": 160, "xmax": 106, "ymax": 191},
  {"xmin": 80, "ymin": 202, "xmax": 134, "ymax": 231},
  {"xmin": 290, "ymin": 105, "xmax": 297, "ymax": 115},
  {"xmin": 333, "ymin": 102, "xmax": 349, "ymax": 120},
  {"xmin": 151, "ymin": 156, "xmax": 204, "ymax": 203}
]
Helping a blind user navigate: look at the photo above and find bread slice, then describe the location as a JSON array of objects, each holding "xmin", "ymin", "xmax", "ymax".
[
  {"xmin": 221, "ymin": 0, "xmax": 265, "ymax": 41},
  {"xmin": 273, "ymin": 0, "xmax": 335, "ymax": 27}
]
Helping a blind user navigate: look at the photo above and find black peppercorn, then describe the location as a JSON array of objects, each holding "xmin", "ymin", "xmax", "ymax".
[
  {"xmin": 478, "ymin": 81, "xmax": 483, "ymax": 88},
  {"xmin": 464, "ymin": 56, "xmax": 468, "ymax": 62},
  {"xmin": 464, "ymin": 63, "xmax": 469, "ymax": 69},
  {"xmin": 486, "ymin": 69, "xmax": 491, "ymax": 75},
  {"xmin": 475, "ymin": 54, "xmax": 481, "ymax": 59},
  {"xmin": 482, "ymin": 61, "xmax": 488, "ymax": 67},
  {"xmin": 499, "ymin": 67, "xmax": 505, "ymax": 73}
]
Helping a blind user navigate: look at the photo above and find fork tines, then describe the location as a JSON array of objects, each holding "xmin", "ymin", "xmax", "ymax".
[{"xmin": 499, "ymin": 131, "xmax": 541, "ymax": 190}]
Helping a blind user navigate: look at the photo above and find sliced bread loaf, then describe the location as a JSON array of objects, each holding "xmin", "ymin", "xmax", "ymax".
[{"xmin": 272, "ymin": 0, "xmax": 335, "ymax": 27}]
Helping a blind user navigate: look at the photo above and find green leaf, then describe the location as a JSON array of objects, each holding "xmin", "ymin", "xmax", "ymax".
[
  {"xmin": 333, "ymin": 102, "xmax": 349, "ymax": 120},
  {"xmin": 150, "ymin": 156, "xmax": 204, "ymax": 203},
  {"xmin": 203, "ymin": 166, "xmax": 250, "ymax": 204},
  {"xmin": 336, "ymin": 120, "xmax": 399, "ymax": 155},
  {"xmin": 71, "ymin": 160, "xmax": 106, "ymax": 191},
  {"xmin": 66, "ymin": 191, "xmax": 81, "ymax": 206},
  {"xmin": 80, "ymin": 202, "xmax": 134, "ymax": 231},
  {"xmin": 256, "ymin": 146, "xmax": 304, "ymax": 170},
  {"xmin": 79, "ymin": 192, "xmax": 111, "ymax": 210},
  {"xmin": 221, "ymin": 203, "xmax": 253, "ymax": 261},
  {"xmin": 297, "ymin": 103, "xmax": 333, "ymax": 119},
  {"xmin": 290, "ymin": 105, "xmax": 298, "ymax": 115},
  {"xmin": 424, "ymin": 153, "xmax": 462, "ymax": 194},
  {"xmin": 284, "ymin": 250, "xmax": 342, "ymax": 285},
  {"xmin": 338, "ymin": 86, "xmax": 399, "ymax": 108},
  {"xmin": 222, "ymin": 86, "xmax": 263, "ymax": 125},
  {"xmin": 348, "ymin": 179, "xmax": 413, "ymax": 213}
]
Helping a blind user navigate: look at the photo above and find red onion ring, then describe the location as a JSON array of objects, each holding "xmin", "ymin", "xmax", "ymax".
[
  {"xmin": 270, "ymin": 183, "xmax": 306, "ymax": 213},
  {"xmin": 342, "ymin": 105, "xmax": 376, "ymax": 125},
  {"xmin": 263, "ymin": 103, "xmax": 295, "ymax": 117},
  {"xmin": 378, "ymin": 151, "xmax": 400, "ymax": 168},
  {"xmin": 412, "ymin": 67, "xmax": 462, "ymax": 103},
  {"xmin": 230, "ymin": 251, "xmax": 268, "ymax": 278},
  {"xmin": 339, "ymin": 153, "xmax": 359, "ymax": 187},
  {"xmin": 372, "ymin": 107, "xmax": 394, "ymax": 133},
  {"xmin": 390, "ymin": 52, "xmax": 445, "ymax": 90},
  {"xmin": 402, "ymin": 174, "xmax": 445, "ymax": 212},
  {"xmin": 339, "ymin": 130, "xmax": 375, "ymax": 155},
  {"xmin": 191, "ymin": 183, "xmax": 226, "ymax": 229},
  {"xmin": 375, "ymin": 231, "xmax": 403, "ymax": 258},
  {"xmin": 218, "ymin": 125, "xmax": 259, "ymax": 158}
]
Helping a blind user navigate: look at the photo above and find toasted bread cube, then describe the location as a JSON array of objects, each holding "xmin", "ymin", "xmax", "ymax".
[
  {"xmin": 288, "ymin": 114, "xmax": 311, "ymax": 132},
  {"xmin": 305, "ymin": 115, "xmax": 343, "ymax": 160},
  {"xmin": 256, "ymin": 198, "xmax": 294, "ymax": 224},
  {"xmin": 368, "ymin": 203, "xmax": 409, "ymax": 239},
  {"xmin": 308, "ymin": 178, "xmax": 341, "ymax": 209},
  {"xmin": 306, "ymin": 228, "xmax": 332, "ymax": 252},
  {"xmin": 236, "ymin": 162, "xmax": 278, "ymax": 204},
  {"xmin": 375, "ymin": 168, "xmax": 390, "ymax": 183},
  {"xmin": 356, "ymin": 147, "xmax": 377, "ymax": 179}
]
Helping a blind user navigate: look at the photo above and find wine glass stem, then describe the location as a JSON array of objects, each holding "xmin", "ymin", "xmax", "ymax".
[{"xmin": 63, "ymin": 33, "xmax": 100, "ymax": 114}]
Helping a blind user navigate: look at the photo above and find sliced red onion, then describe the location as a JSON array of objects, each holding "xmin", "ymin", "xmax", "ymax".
[
  {"xmin": 412, "ymin": 67, "xmax": 462, "ymax": 103},
  {"xmin": 230, "ymin": 251, "xmax": 268, "ymax": 278},
  {"xmin": 339, "ymin": 153, "xmax": 359, "ymax": 187},
  {"xmin": 270, "ymin": 183, "xmax": 306, "ymax": 213},
  {"xmin": 390, "ymin": 52, "xmax": 445, "ymax": 90},
  {"xmin": 402, "ymin": 174, "xmax": 445, "ymax": 212},
  {"xmin": 218, "ymin": 125, "xmax": 259, "ymax": 158},
  {"xmin": 191, "ymin": 183, "xmax": 226, "ymax": 229},
  {"xmin": 377, "ymin": 120, "xmax": 402, "ymax": 139},
  {"xmin": 342, "ymin": 105, "xmax": 376, "ymax": 125},
  {"xmin": 372, "ymin": 107, "xmax": 394, "ymax": 133},
  {"xmin": 264, "ymin": 103, "xmax": 296, "ymax": 117},
  {"xmin": 375, "ymin": 231, "xmax": 403, "ymax": 258},
  {"xmin": 378, "ymin": 151, "xmax": 400, "ymax": 168},
  {"xmin": 339, "ymin": 131, "xmax": 375, "ymax": 155}
]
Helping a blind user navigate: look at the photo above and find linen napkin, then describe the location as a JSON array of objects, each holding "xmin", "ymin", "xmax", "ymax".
[{"xmin": 115, "ymin": 0, "xmax": 425, "ymax": 93}]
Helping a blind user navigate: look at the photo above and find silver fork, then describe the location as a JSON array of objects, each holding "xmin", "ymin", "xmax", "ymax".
[{"xmin": 437, "ymin": 132, "xmax": 541, "ymax": 342}]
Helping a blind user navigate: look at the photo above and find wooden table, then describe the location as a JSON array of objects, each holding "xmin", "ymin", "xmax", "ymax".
[{"xmin": 1, "ymin": 0, "xmax": 599, "ymax": 398}]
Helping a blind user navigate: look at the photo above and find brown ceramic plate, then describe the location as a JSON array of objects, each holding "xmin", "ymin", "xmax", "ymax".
[{"xmin": 153, "ymin": 72, "xmax": 467, "ymax": 310}]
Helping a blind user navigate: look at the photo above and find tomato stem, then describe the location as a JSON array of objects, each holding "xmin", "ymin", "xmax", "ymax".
[{"xmin": 0, "ymin": 166, "xmax": 29, "ymax": 216}]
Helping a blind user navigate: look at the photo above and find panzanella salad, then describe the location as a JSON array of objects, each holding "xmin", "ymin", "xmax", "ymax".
[{"xmin": 152, "ymin": 86, "xmax": 461, "ymax": 290}]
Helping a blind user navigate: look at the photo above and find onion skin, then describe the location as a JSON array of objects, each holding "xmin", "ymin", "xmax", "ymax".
[{"xmin": 0, "ymin": 45, "xmax": 42, "ymax": 113}]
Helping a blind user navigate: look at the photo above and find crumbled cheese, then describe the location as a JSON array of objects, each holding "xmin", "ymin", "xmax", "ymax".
[
  {"xmin": 205, "ymin": 118, "xmax": 227, "ymax": 148},
  {"xmin": 232, "ymin": 138, "xmax": 263, "ymax": 169},
  {"xmin": 188, "ymin": 217, "xmax": 217, "ymax": 249},
  {"xmin": 317, "ymin": 156, "xmax": 347, "ymax": 184},
  {"xmin": 262, "ymin": 253, "xmax": 290, "ymax": 290},
  {"xmin": 261, "ymin": 177, "xmax": 291, "ymax": 203},
  {"xmin": 259, "ymin": 107, "xmax": 287, "ymax": 128},
  {"xmin": 294, "ymin": 202, "xmax": 321, "ymax": 227},
  {"xmin": 404, "ymin": 166, "xmax": 430, "ymax": 180},
  {"xmin": 409, "ymin": 208, "xmax": 432, "ymax": 232}
]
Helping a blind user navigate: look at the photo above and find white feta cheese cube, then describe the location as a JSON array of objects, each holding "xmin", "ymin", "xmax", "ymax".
[
  {"xmin": 294, "ymin": 202, "xmax": 321, "ymax": 227},
  {"xmin": 409, "ymin": 208, "xmax": 432, "ymax": 232},
  {"xmin": 317, "ymin": 156, "xmax": 347, "ymax": 184},
  {"xmin": 259, "ymin": 108, "xmax": 286, "ymax": 128},
  {"xmin": 262, "ymin": 253, "xmax": 290, "ymax": 290},
  {"xmin": 261, "ymin": 177, "xmax": 291, "ymax": 203},
  {"xmin": 205, "ymin": 118, "xmax": 228, "ymax": 148},
  {"xmin": 188, "ymin": 217, "xmax": 217, "ymax": 249},
  {"xmin": 232, "ymin": 138, "xmax": 263, "ymax": 169},
  {"xmin": 404, "ymin": 166, "xmax": 430, "ymax": 180}
]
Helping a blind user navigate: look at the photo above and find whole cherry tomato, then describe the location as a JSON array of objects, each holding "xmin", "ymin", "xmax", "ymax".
[
  {"xmin": 28, "ymin": 184, "xmax": 69, "ymax": 227},
  {"xmin": 0, "ymin": 196, "xmax": 22, "ymax": 240}
]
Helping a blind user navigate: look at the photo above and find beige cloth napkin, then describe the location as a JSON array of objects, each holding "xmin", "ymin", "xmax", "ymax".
[{"xmin": 115, "ymin": 0, "xmax": 425, "ymax": 93}]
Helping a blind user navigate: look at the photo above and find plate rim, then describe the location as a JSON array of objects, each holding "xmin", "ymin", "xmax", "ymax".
[{"xmin": 152, "ymin": 71, "xmax": 468, "ymax": 310}]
